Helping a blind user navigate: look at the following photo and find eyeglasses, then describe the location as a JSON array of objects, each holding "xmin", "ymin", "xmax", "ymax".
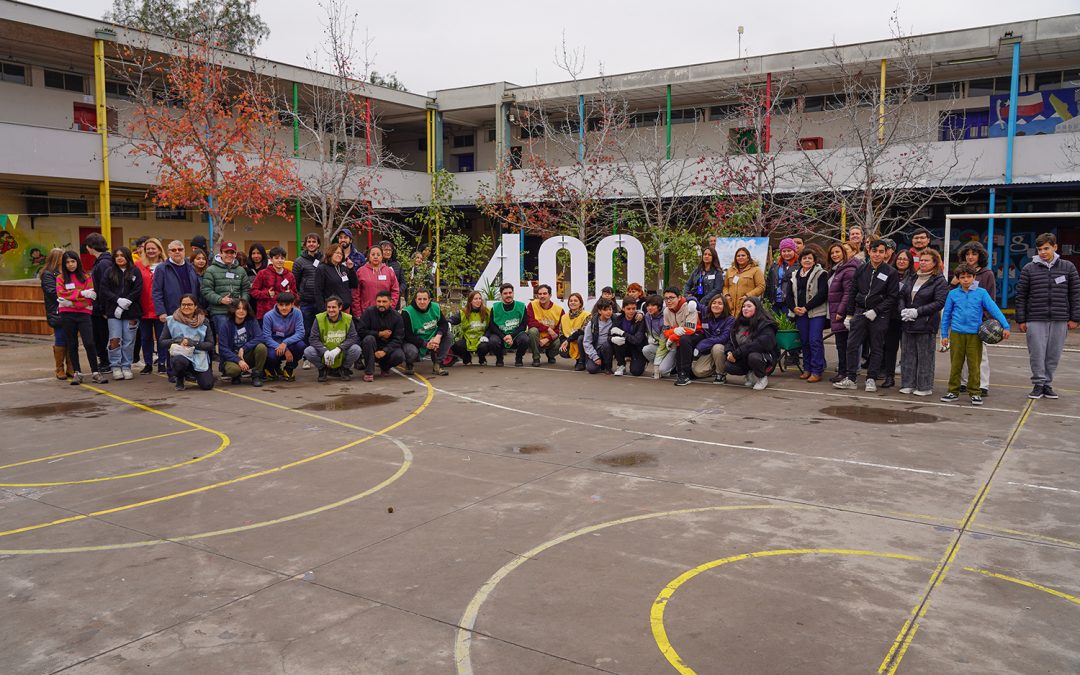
[
  {"xmin": 168, "ymin": 247, "xmax": 184, "ymax": 252},
  {"xmin": 179, "ymin": 303, "xmax": 196, "ymax": 307}
]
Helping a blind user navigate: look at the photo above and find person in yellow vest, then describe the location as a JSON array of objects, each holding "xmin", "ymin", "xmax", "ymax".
[
  {"xmin": 303, "ymin": 295, "xmax": 362, "ymax": 382},
  {"xmin": 559, "ymin": 292, "xmax": 590, "ymax": 370},
  {"xmin": 525, "ymin": 284, "xmax": 565, "ymax": 367}
]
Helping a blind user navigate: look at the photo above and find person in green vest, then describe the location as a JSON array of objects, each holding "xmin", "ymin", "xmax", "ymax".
[
  {"xmin": 402, "ymin": 288, "xmax": 450, "ymax": 376},
  {"xmin": 486, "ymin": 282, "xmax": 530, "ymax": 367},
  {"xmin": 450, "ymin": 290, "xmax": 494, "ymax": 365},
  {"xmin": 303, "ymin": 295, "xmax": 362, "ymax": 382}
]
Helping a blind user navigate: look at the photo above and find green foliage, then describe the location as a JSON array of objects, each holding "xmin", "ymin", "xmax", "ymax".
[
  {"xmin": 105, "ymin": 0, "xmax": 270, "ymax": 54},
  {"xmin": 624, "ymin": 212, "xmax": 701, "ymax": 292},
  {"xmin": 368, "ymin": 71, "xmax": 408, "ymax": 92},
  {"xmin": 762, "ymin": 299, "xmax": 798, "ymax": 331}
]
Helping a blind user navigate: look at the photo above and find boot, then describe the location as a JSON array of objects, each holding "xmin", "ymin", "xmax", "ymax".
[{"xmin": 53, "ymin": 346, "xmax": 68, "ymax": 380}]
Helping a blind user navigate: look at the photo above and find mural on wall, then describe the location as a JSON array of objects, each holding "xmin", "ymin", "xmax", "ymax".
[
  {"xmin": 0, "ymin": 214, "xmax": 68, "ymax": 280},
  {"xmin": 989, "ymin": 87, "xmax": 1080, "ymax": 136}
]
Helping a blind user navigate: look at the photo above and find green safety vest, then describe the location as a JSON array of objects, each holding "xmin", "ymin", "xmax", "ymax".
[
  {"xmin": 402, "ymin": 302, "xmax": 442, "ymax": 355},
  {"xmin": 316, "ymin": 311, "xmax": 352, "ymax": 368},
  {"xmin": 459, "ymin": 309, "xmax": 487, "ymax": 352},
  {"xmin": 491, "ymin": 300, "xmax": 526, "ymax": 334}
]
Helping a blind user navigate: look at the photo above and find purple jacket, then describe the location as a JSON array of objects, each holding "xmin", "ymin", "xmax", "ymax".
[
  {"xmin": 697, "ymin": 314, "xmax": 734, "ymax": 352},
  {"xmin": 827, "ymin": 257, "xmax": 860, "ymax": 332}
]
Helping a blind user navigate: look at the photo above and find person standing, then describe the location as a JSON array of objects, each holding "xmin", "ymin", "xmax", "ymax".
[
  {"xmin": 335, "ymin": 227, "xmax": 366, "ymax": 311},
  {"xmin": 305, "ymin": 295, "xmax": 363, "ymax": 382},
  {"xmin": 98, "ymin": 246, "xmax": 143, "ymax": 381},
  {"xmin": 940, "ymin": 264, "xmax": 1010, "ymax": 406},
  {"xmin": 355, "ymin": 245, "xmax": 400, "ymax": 316},
  {"xmin": 84, "ymin": 232, "xmax": 112, "ymax": 374},
  {"xmin": 134, "ymin": 238, "xmax": 164, "ymax": 374},
  {"xmin": 898, "ymin": 249, "xmax": 948, "ymax": 396},
  {"xmin": 57, "ymin": 251, "xmax": 105, "ymax": 385},
  {"xmin": 525, "ymin": 284, "xmax": 564, "ymax": 367},
  {"xmin": 835, "ymin": 239, "xmax": 899, "ymax": 392},
  {"xmin": 40, "ymin": 248, "xmax": 71, "ymax": 380},
  {"xmin": 950, "ymin": 241, "xmax": 996, "ymax": 396},
  {"xmin": 787, "ymin": 246, "xmax": 829, "ymax": 383},
  {"xmin": 357, "ymin": 290, "xmax": 405, "ymax": 382},
  {"xmin": 201, "ymin": 240, "xmax": 251, "ymax": 349},
  {"xmin": 722, "ymin": 246, "xmax": 765, "ymax": 314},
  {"xmin": 250, "ymin": 246, "xmax": 297, "ymax": 320},
  {"xmin": 293, "ymin": 232, "xmax": 324, "ymax": 358},
  {"xmin": 380, "ymin": 240, "xmax": 407, "ymax": 308},
  {"xmin": 880, "ymin": 248, "xmax": 916, "ymax": 388},
  {"xmin": 245, "ymin": 243, "xmax": 268, "ymax": 278},
  {"xmin": 314, "ymin": 243, "xmax": 358, "ymax": 314},
  {"xmin": 684, "ymin": 247, "xmax": 724, "ymax": 305},
  {"xmin": 826, "ymin": 243, "xmax": 859, "ymax": 383},
  {"xmin": 1015, "ymin": 232, "xmax": 1080, "ymax": 399}
]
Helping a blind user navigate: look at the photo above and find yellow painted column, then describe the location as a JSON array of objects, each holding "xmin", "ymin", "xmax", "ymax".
[
  {"xmin": 878, "ymin": 58, "xmax": 887, "ymax": 145},
  {"xmin": 94, "ymin": 39, "xmax": 113, "ymax": 248}
]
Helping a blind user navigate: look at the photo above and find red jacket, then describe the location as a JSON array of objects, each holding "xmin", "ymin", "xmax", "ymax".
[
  {"xmin": 354, "ymin": 262, "xmax": 400, "ymax": 315},
  {"xmin": 135, "ymin": 262, "xmax": 158, "ymax": 319},
  {"xmin": 56, "ymin": 273, "xmax": 94, "ymax": 314},
  {"xmin": 251, "ymin": 266, "xmax": 297, "ymax": 319}
]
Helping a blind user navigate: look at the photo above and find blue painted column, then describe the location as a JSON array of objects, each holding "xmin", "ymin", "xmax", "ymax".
[{"xmin": 1001, "ymin": 40, "xmax": 1021, "ymax": 310}]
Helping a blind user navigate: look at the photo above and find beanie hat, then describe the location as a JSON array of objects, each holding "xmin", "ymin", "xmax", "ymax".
[{"xmin": 779, "ymin": 238, "xmax": 798, "ymax": 252}]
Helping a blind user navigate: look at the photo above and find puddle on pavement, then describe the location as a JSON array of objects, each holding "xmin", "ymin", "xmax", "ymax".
[
  {"xmin": 820, "ymin": 405, "xmax": 938, "ymax": 425},
  {"xmin": 595, "ymin": 451, "xmax": 658, "ymax": 467},
  {"xmin": 298, "ymin": 393, "xmax": 398, "ymax": 411},
  {"xmin": 6, "ymin": 401, "xmax": 103, "ymax": 418},
  {"xmin": 509, "ymin": 444, "xmax": 549, "ymax": 455}
]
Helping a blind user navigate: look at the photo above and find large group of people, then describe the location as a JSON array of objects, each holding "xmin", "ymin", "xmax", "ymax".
[{"xmin": 40, "ymin": 228, "xmax": 1079, "ymax": 403}]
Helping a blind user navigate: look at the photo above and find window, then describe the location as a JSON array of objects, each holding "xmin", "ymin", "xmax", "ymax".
[
  {"xmin": 668, "ymin": 107, "xmax": 705, "ymax": 124},
  {"xmin": 774, "ymin": 98, "xmax": 797, "ymax": 114},
  {"xmin": 0, "ymin": 61, "xmax": 26, "ymax": 85},
  {"xmin": 710, "ymin": 103, "xmax": 743, "ymax": 120},
  {"xmin": 111, "ymin": 201, "xmax": 141, "ymax": 219},
  {"xmin": 509, "ymin": 146, "xmax": 522, "ymax": 169},
  {"xmin": 417, "ymin": 136, "xmax": 427, "ymax": 151},
  {"xmin": 47, "ymin": 198, "xmax": 89, "ymax": 215},
  {"xmin": 44, "ymin": 69, "xmax": 85, "ymax": 93},
  {"xmin": 1034, "ymin": 71, "xmax": 1063, "ymax": 92},
  {"xmin": 802, "ymin": 96, "xmax": 825, "ymax": 113},
  {"xmin": 452, "ymin": 134, "xmax": 474, "ymax": 148},
  {"xmin": 968, "ymin": 77, "xmax": 1012, "ymax": 97},
  {"xmin": 728, "ymin": 127, "xmax": 758, "ymax": 154},
  {"xmin": 628, "ymin": 111, "xmax": 662, "ymax": 128},
  {"xmin": 1064, "ymin": 69, "xmax": 1080, "ymax": 88},
  {"xmin": 278, "ymin": 110, "xmax": 296, "ymax": 127},
  {"xmin": 939, "ymin": 109, "xmax": 990, "ymax": 141},
  {"xmin": 486, "ymin": 128, "xmax": 497, "ymax": 143},
  {"xmin": 103, "ymin": 80, "xmax": 133, "ymax": 100},
  {"xmin": 822, "ymin": 94, "xmax": 847, "ymax": 110},
  {"xmin": 520, "ymin": 123, "xmax": 544, "ymax": 139},
  {"xmin": 155, "ymin": 206, "xmax": 188, "ymax": 221},
  {"xmin": 929, "ymin": 81, "xmax": 961, "ymax": 101}
]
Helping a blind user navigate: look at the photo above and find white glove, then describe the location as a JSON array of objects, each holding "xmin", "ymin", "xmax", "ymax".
[
  {"xmin": 611, "ymin": 336, "xmax": 626, "ymax": 346},
  {"xmin": 686, "ymin": 300, "xmax": 698, "ymax": 314},
  {"xmin": 843, "ymin": 316, "xmax": 852, "ymax": 330},
  {"xmin": 114, "ymin": 306, "xmax": 124, "ymax": 319},
  {"xmin": 900, "ymin": 308, "xmax": 918, "ymax": 321},
  {"xmin": 58, "ymin": 297, "xmax": 74, "ymax": 308},
  {"xmin": 665, "ymin": 339, "xmax": 676, "ymax": 350},
  {"xmin": 479, "ymin": 336, "xmax": 489, "ymax": 343},
  {"xmin": 611, "ymin": 327, "xmax": 625, "ymax": 337},
  {"xmin": 693, "ymin": 349, "xmax": 700, "ymax": 357},
  {"xmin": 80, "ymin": 289, "xmax": 97, "ymax": 300},
  {"xmin": 673, "ymin": 326, "xmax": 687, "ymax": 336},
  {"xmin": 324, "ymin": 347, "xmax": 341, "ymax": 365},
  {"xmin": 863, "ymin": 309, "xmax": 877, "ymax": 322},
  {"xmin": 117, "ymin": 297, "xmax": 132, "ymax": 309}
]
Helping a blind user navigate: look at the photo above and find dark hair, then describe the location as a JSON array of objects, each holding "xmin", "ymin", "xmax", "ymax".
[
  {"xmin": 594, "ymin": 298, "xmax": 615, "ymax": 311},
  {"xmin": 376, "ymin": 289, "xmax": 393, "ymax": 299},
  {"xmin": 324, "ymin": 295, "xmax": 344, "ymax": 307},
  {"xmin": 499, "ymin": 282, "xmax": 514, "ymax": 293},
  {"xmin": 601, "ymin": 286, "xmax": 614, "ymax": 295},
  {"xmin": 955, "ymin": 263, "xmax": 978, "ymax": 277},
  {"xmin": 413, "ymin": 288, "xmax": 431, "ymax": 299},
  {"xmin": 84, "ymin": 232, "xmax": 107, "ymax": 253},
  {"xmin": 731, "ymin": 246, "xmax": 757, "ymax": 269},
  {"xmin": 61, "ymin": 250, "xmax": 88, "ymax": 282},
  {"xmin": 268, "ymin": 246, "xmax": 287, "ymax": 258},
  {"xmin": 134, "ymin": 235, "xmax": 149, "ymax": 247},
  {"xmin": 893, "ymin": 249, "xmax": 914, "ymax": 272},
  {"xmin": 645, "ymin": 294, "xmax": 663, "ymax": 309},
  {"xmin": 912, "ymin": 227, "xmax": 931, "ymax": 239},
  {"xmin": 825, "ymin": 243, "xmax": 849, "ymax": 271},
  {"xmin": 799, "ymin": 244, "xmax": 824, "ymax": 265},
  {"xmin": 1035, "ymin": 232, "xmax": 1057, "ymax": 247},
  {"xmin": 536, "ymin": 284, "xmax": 552, "ymax": 294},
  {"xmin": 663, "ymin": 286, "xmax": 681, "ymax": 297},
  {"xmin": 705, "ymin": 293, "xmax": 730, "ymax": 319},
  {"xmin": 731, "ymin": 295, "xmax": 775, "ymax": 335},
  {"xmin": 917, "ymin": 248, "xmax": 942, "ymax": 272},
  {"xmin": 956, "ymin": 241, "xmax": 988, "ymax": 268},
  {"xmin": 621, "ymin": 297, "xmax": 638, "ymax": 308},
  {"xmin": 304, "ymin": 232, "xmax": 322, "ymax": 244},
  {"xmin": 276, "ymin": 291, "xmax": 296, "ymax": 305},
  {"xmin": 867, "ymin": 239, "xmax": 888, "ymax": 252},
  {"xmin": 699, "ymin": 247, "xmax": 721, "ymax": 272},
  {"xmin": 178, "ymin": 292, "xmax": 201, "ymax": 307},
  {"xmin": 107, "ymin": 246, "xmax": 135, "ymax": 288},
  {"xmin": 229, "ymin": 299, "xmax": 254, "ymax": 320}
]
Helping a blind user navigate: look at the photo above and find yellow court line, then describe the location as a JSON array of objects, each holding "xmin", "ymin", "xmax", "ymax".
[
  {"xmin": 651, "ymin": 549, "xmax": 930, "ymax": 675},
  {"xmin": 0, "ymin": 385, "xmax": 229, "ymax": 487},
  {"xmin": 962, "ymin": 567, "xmax": 1080, "ymax": 606},
  {"xmin": 0, "ymin": 429, "xmax": 196, "ymax": 471},
  {"xmin": 877, "ymin": 399, "xmax": 1035, "ymax": 675},
  {"xmin": 0, "ymin": 373, "xmax": 434, "ymax": 550}
]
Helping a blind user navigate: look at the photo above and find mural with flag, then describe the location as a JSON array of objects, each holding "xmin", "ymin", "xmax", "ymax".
[
  {"xmin": 989, "ymin": 87, "xmax": 1080, "ymax": 137},
  {"xmin": 0, "ymin": 214, "xmax": 59, "ymax": 280}
]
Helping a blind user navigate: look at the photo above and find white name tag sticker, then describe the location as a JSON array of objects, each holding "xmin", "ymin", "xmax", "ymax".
[
  {"xmin": 378, "ymin": 275, "xmax": 387, "ymax": 281},
  {"xmin": 732, "ymin": 276, "xmax": 739, "ymax": 284},
  {"xmin": 225, "ymin": 272, "xmax": 236, "ymax": 279},
  {"xmin": 281, "ymin": 279, "xmax": 289, "ymax": 287},
  {"xmin": 65, "ymin": 283, "xmax": 76, "ymax": 290},
  {"xmin": 340, "ymin": 274, "xmax": 348, "ymax": 282},
  {"xmin": 1056, "ymin": 275, "xmax": 1067, "ymax": 284},
  {"xmin": 876, "ymin": 272, "xmax": 888, "ymax": 281},
  {"xmin": 313, "ymin": 259, "xmax": 320, "ymax": 267}
]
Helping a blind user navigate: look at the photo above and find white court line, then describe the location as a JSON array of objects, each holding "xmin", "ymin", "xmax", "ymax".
[
  {"xmin": 1007, "ymin": 481, "xmax": 1080, "ymax": 496},
  {"xmin": 398, "ymin": 374, "xmax": 957, "ymax": 478},
  {"xmin": 0, "ymin": 377, "xmax": 53, "ymax": 387}
]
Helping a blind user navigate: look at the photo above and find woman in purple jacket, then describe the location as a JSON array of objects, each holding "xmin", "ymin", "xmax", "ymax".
[
  {"xmin": 691, "ymin": 294, "xmax": 734, "ymax": 383},
  {"xmin": 826, "ymin": 243, "xmax": 860, "ymax": 383}
]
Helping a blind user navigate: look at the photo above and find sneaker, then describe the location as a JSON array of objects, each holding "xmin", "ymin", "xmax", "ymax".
[
  {"xmin": 970, "ymin": 395, "xmax": 983, "ymax": 406},
  {"xmin": 175, "ymin": 378, "xmax": 185, "ymax": 391},
  {"xmin": 251, "ymin": 375, "xmax": 263, "ymax": 387},
  {"xmin": 829, "ymin": 373, "xmax": 844, "ymax": 383},
  {"xmin": 432, "ymin": 363, "xmax": 448, "ymax": 376},
  {"xmin": 140, "ymin": 364, "xmax": 153, "ymax": 375},
  {"xmin": 341, "ymin": 367, "xmax": 353, "ymax": 381},
  {"xmin": 881, "ymin": 376, "xmax": 894, "ymax": 389},
  {"xmin": 574, "ymin": 361, "xmax": 586, "ymax": 372},
  {"xmin": 913, "ymin": 390, "xmax": 933, "ymax": 397},
  {"xmin": 122, "ymin": 369, "xmax": 134, "ymax": 380},
  {"xmin": 1042, "ymin": 385, "xmax": 1059, "ymax": 399},
  {"xmin": 363, "ymin": 373, "xmax": 374, "ymax": 382},
  {"xmin": 70, "ymin": 372, "xmax": 83, "ymax": 386},
  {"xmin": 495, "ymin": 359, "xmax": 504, "ymax": 367},
  {"xmin": 753, "ymin": 375, "xmax": 769, "ymax": 391},
  {"xmin": 283, "ymin": 368, "xmax": 296, "ymax": 382},
  {"xmin": 157, "ymin": 363, "xmax": 167, "ymax": 374},
  {"xmin": 231, "ymin": 375, "xmax": 242, "ymax": 385},
  {"xmin": 112, "ymin": 367, "xmax": 123, "ymax": 380},
  {"xmin": 980, "ymin": 388, "xmax": 989, "ymax": 397},
  {"xmin": 807, "ymin": 374, "xmax": 821, "ymax": 383},
  {"xmin": 744, "ymin": 373, "xmax": 757, "ymax": 388},
  {"xmin": 899, "ymin": 387, "xmax": 913, "ymax": 394},
  {"xmin": 302, "ymin": 360, "xmax": 311, "ymax": 370},
  {"xmin": 403, "ymin": 362, "xmax": 414, "ymax": 375},
  {"xmin": 614, "ymin": 365, "xmax": 625, "ymax": 376},
  {"xmin": 864, "ymin": 379, "xmax": 877, "ymax": 392},
  {"xmin": 959, "ymin": 384, "xmax": 968, "ymax": 393},
  {"xmin": 478, "ymin": 357, "xmax": 488, "ymax": 366},
  {"xmin": 940, "ymin": 392, "xmax": 959, "ymax": 402},
  {"xmin": 92, "ymin": 372, "xmax": 108, "ymax": 384},
  {"xmin": 548, "ymin": 356, "xmax": 557, "ymax": 365},
  {"xmin": 532, "ymin": 357, "xmax": 541, "ymax": 367},
  {"xmin": 1028, "ymin": 386, "xmax": 1044, "ymax": 400},
  {"xmin": 515, "ymin": 359, "xmax": 524, "ymax": 368},
  {"xmin": 317, "ymin": 367, "xmax": 328, "ymax": 382},
  {"xmin": 833, "ymin": 378, "xmax": 857, "ymax": 390},
  {"xmin": 674, "ymin": 373, "xmax": 691, "ymax": 386},
  {"xmin": 653, "ymin": 369, "xmax": 661, "ymax": 380},
  {"xmin": 713, "ymin": 373, "xmax": 726, "ymax": 384}
]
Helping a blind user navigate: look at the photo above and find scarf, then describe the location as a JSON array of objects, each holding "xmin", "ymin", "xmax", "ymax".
[
  {"xmin": 910, "ymin": 270, "xmax": 933, "ymax": 300},
  {"xmin": 172, "ymin": 307, "xmax": 205, "ymax": 328},
  {"xmin": 567, "ymin": 308, "xmax": 583, "ymax": 320}
]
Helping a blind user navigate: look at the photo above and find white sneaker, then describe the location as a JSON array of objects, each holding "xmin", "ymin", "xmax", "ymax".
[
  {"xmin": 753, "ymin": 375, "xmax": 769, "ymax": 391},
  {"xmin": 302, "ymin": 360, "xmax": 311, "ymax": 369},
  {"xmin": 613, "ymin": 365, "xmax": 625, "ymax": 376},
  {"xmin": 899, "ymin": 387, "xmax": 913, "ymax": 394},
  {"xmin": 865, "ymin": 379, "xmax": 877, "ymax": 392},
  {"xmin": 744, "ymin": 373, "xmax": 757, "ymax": 387},
  {"xmin": 653, "ymin": 369, "xmax": 661, "ymax": 380},
  {"xmin": 913, "ymin": 390, "xmax": 933, "ymax": 397},
  {"xmin": 112, "ymin": 368, "xmax": 123, "ymax": 380},
  {"xmin": 122, "ymin": 369, "xmax": 134, "ymax": 380},
  {"xmin": 833, "ymin": 378, "xmax": 857, "ymax": 390}
]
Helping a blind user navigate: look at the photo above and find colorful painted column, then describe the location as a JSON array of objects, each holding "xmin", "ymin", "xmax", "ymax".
[
  {"xmin": 93, "ymin": 39, "xmax": 112, "ymax": 248},
  {"xmin": 1001, "ymin": 39, "xmax": 1021, "ymax": 308},
  {"xmin": 878, "ymin": 59, "xmax": 886, "ymax": 144}
]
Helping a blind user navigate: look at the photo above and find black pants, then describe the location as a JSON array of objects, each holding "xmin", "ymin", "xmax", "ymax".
[
  {"xmin": 846, "ymin": 314, "xmax": 889, "ymax": 380},
  {"xmin": 881, "ymin": 317, "xmax": 901, "ymax": 379},
  {"xmin": 361, "ymin": 335, "xmax": 404, "ymax": 374},
  {"xmin": 487, "ymin": 331, "xmax": 530, "ymax": 363},
  {"xmin": 613, "ymin": 342, "xmax": 647, "ymax": 376},
  {"xmin": 585, "ymin": 342, "xmax": 613, "ymax": 373},
  {"xmin": 451, "ymin": 338, "xmax": 497, "ymax": 364},
  {"xmin": 675, "ymin": 333, "xmax": 703, "ymax": 376},
  {"xmin": 833, "ymin": 330, "xmax": 849, "ymax": 375},
  {"xmin": 725, "ymin": 351, "xmax": 772, "ymax": 378},
  {"xmin": 91, "ymin": 314, "xmax": 109, "ymax": 372},
  {"xmin": 170, "ymin": 355, "xmax": 215, "ymax": 389},
  {"xmin": 61, "ymin": 313, "xmax": 98, "ymax": 374}
]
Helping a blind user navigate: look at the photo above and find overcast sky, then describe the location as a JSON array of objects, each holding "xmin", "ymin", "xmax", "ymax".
[{"xmin": 19, "ymin": 0, "xmax": 1080, "ymax": 94}]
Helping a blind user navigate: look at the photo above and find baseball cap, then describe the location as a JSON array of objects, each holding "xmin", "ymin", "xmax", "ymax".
[{"xmin": 220, "ymin": 240, "xmax": 237, "ymax": 252}]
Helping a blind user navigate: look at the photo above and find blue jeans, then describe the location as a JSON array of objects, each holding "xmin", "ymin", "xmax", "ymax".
[
  {"xmin": 107, "ymin": 317, "xmax": 138, "ymax": 369},
  {"xmin": 266, "ymin": 341, "xmax": 306, "ymax": 371},
  {"xmin": 795, "ymin": 314, "xmax": 827, "ymax": 375},
  {"xmin": 139, "ymin": 318, "xmax": 163, "ymax": 366},
  {"xmin": 301, "ymin": 304, "xmax": 317, "ymax": 341}
]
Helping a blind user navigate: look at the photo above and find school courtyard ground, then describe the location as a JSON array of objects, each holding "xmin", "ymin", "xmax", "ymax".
[{"xmin": 1, "ymin": 330, "xmax": 1078, "ymax": 674}]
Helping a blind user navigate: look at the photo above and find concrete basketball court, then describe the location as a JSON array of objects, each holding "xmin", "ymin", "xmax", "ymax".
[{"xmin": 1, "ymin": 333, "xmax": 1078, "ymax": 674}]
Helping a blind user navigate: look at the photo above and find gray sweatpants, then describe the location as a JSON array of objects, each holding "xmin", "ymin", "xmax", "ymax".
[
  {"xmin": 900, "ymin": 332, "xmax": 936, "ymax": 392},
  {"xmin": 1025, "ymin": 321, "xmax": 1068, "ymax": 387}
]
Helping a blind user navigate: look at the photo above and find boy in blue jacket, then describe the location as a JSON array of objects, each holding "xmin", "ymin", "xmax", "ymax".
[
  {"xmin": 940, "ymin": 263, "xmax": 1010, "ymax": 405},
  {"xmin": 262, "ymin": 292, "xmax": 307, "ymax": 381}
]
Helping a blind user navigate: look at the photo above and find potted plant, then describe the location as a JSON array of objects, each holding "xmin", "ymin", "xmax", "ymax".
[{"xmin": 763, "ymin": 300, "xmax": 801, "ymax": 352}]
